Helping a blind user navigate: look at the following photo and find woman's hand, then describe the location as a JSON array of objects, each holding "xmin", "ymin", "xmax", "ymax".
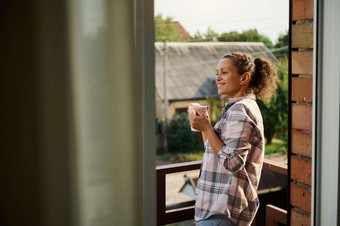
[{"xmin": 188, "ymin": 108, "xmax": 211, "ymax": 132}]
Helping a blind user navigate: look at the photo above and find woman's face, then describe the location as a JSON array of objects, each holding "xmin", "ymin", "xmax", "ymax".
[{"xmin": 215, "ymin": 58, "xmax": 244, "ymax": 98}]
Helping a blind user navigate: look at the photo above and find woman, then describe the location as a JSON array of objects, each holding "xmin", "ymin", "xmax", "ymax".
[{"xmin": 189, "ymin": 52, "xmax": 278, "ymax": 226}]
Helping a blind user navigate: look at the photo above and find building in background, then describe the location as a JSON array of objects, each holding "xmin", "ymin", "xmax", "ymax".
[
  {"xmin": 173, "ymin": 21, "xmax": 192, "ymax": 40},
  {"xmin": 154, "ymin": 42, "xmax": 277, "ymax": 120}
]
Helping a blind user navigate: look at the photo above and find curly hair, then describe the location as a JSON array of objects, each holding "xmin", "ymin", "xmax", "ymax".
[{"xmin": 223, "ymin": 52, "xmax": 278, "ymax": 103}]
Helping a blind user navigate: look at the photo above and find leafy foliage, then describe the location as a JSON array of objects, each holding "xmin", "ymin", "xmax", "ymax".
[
  {"xmin": 218, "ymin": 29, "xmax": 273, "ymax": 49},
  {"xmin": 257, "ymin": 57, "xmax": 288, "ymax": 145},
  {"xmin": 155, "ymin": 14, "xmax": 185, "ymax": 42},
  {"xmin": 265, "ymin": 139, "xmax": 286, "ymax": 155},
  {"xmin": 206, "ymin": 96, "xmax": 226, "ymax": 126},
  {"xmin": 192, "ymin": 26, "xmax": 218, "ymax": 42},
  {"xmin": 167, "ymin": 113, "xmax": 203, "ymax": 153},
  {"xmin": 191, "ymin": 28, "xmax": 274, "ymax": 50},
  {"xmin": 192, "ymin": 30, "xmax": 204, "ymax": 41},
  {"xmin": 273, "ymin": 30, "xmax": 289, "ymax": 59}
]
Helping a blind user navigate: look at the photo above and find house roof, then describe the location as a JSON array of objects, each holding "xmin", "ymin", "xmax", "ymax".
[
  {"xmin": 174, "ymin": 21, "xmax": 192, "ymax": 40},
  {"xmin": 155, "ymin": 42, "xmax": 277, "ymax": 101}
]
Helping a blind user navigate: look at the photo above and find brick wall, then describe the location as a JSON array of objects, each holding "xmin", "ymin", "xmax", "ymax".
[{"xmin": 290, "ymin": 0, "xmax": 313, "ymax": 225}]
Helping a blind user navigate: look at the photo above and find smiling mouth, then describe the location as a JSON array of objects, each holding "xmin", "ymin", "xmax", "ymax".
[{"xmin": 217, "ymin": 83, "xmax": 225, "ymax": 88}]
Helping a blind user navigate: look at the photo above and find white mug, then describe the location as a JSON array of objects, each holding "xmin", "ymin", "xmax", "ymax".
[{"xmin": 188, "ymin": 104, "xmax": 208, "ymax": 132}]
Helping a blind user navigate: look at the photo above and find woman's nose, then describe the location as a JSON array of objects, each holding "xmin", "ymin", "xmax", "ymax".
[{"xmin": 216, "ymin": 73, "xmax": 221, "ymax": 80}]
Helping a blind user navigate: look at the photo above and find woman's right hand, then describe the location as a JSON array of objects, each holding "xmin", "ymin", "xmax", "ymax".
[{"xmin": 190, "ymin": 108, "xmax": 211, "ymax": 132}]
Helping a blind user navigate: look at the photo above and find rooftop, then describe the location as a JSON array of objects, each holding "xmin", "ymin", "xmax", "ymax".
[{"xmin": 155, "ymin": 42, "xmax": 277, "ymax": 101}]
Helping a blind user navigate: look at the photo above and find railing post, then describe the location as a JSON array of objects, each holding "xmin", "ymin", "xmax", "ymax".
[
  {"xmin": 157, "ymin": 170, "xmax": 166, "ymax": 225},
  {"xmin": 266, "ymin": 204, "xmax": 287, "ymax": 226}
]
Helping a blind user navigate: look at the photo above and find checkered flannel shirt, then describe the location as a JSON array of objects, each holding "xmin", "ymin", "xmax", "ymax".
[{"xmin": 195, "ymin": 94, "xmax": 265, "ymax": 226}]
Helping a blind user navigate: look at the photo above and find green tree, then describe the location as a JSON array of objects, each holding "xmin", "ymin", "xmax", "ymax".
[
  {"xmin": 218, "ymin": 29, "xmax": 273, "ymax": 49},
  {"xmin": 191, "ymin": 26, "xmax": 218, "ymax": 42},
  {"xmin": 273, "ymin": 30, "xmax": 289, "ymax": 59},
  {"xmin": 206, "ymin": 96, "xmax": 227, "ymax": 126},
  {"xmin": 155, "ymin": 14, "xmax": 184, "ymax": 42},
  {"xmin": 192, "ymin": 30, "xmax": 204, "ymax": 41},
  {"xmin": 274, "ymin": 56, "xmax": 289, "ymax": 144},
  {"xmin": 218, "ymin": 31, "xmax": 242, "ymax": 41},
  {"xmin": 257, "ymin": 57, "xmax": 288, "ymax": 145},
  {"xmin": 167, "ymin": 113, "xmax": 203, "ymax": 153},
  {"xmin": 204, "ymin": 26, "xmax": 219, "ymax": 41}
]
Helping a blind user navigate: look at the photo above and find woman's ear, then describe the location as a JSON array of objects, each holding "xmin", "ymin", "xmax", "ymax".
[{"xmin": 240, "ymin": 72, "xmax": 251, "ymax": 85}]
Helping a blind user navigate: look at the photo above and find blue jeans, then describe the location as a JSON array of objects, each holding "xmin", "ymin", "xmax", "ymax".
[{"xmin": 196, "ymin": 214, "xmax": 237, "ymax": 226}]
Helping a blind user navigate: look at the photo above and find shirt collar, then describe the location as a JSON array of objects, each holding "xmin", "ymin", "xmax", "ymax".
[{"xmin": 225, "ymin": 94, "xmax": 256, "ymax": 106}]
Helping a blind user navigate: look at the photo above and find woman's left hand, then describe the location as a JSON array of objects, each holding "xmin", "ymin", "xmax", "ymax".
[{"xmin": 189, "ymin": 109, "xmax": 211, "ymax": 132}]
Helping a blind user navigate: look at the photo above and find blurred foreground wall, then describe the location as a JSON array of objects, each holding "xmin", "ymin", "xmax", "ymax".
[{"xmin": 0, "ymin": 0, "xmax": 155, "ymax": 226}]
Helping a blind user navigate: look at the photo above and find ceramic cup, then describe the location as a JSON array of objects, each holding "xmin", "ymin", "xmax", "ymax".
[{"xmin": 188, "ymin": 104, "xmax": 208, "ymax": 132}]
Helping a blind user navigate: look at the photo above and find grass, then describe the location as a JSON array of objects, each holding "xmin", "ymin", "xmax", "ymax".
[
  {"xmin": 265, "ymin": 138, "xmax": 287, "ymax": 155},
  {"xmin": 187, "ymin": 151, "xmax": 204, "ymax": 161},
  {"xmin": 161, "ymin": 151, "xmax": 204, "ymax": 162},
  {"xmin": 162, "ymin": 152, "xmax": 174, "ymax": 162},
  {"xmin": 160, "ymin": 139, "xmax": 286, "ymax": 163}
]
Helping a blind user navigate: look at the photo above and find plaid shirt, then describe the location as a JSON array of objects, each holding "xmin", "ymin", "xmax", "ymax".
[{"xmin": 195, "ymin": 94, "xmax": 264, "ymax": 226}]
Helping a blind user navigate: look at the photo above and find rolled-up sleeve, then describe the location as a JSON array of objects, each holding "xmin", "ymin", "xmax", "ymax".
[{"xmin": 217, "ymin": 105, "xmax": 253, "ymax": 172}]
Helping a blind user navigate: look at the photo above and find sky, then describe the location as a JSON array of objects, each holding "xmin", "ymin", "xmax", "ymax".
[{"xmin": 154, "ymin": 0, "xmax": 289, "ymax": 43}]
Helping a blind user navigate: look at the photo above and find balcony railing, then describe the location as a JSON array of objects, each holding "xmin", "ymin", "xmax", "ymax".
[
  {"xmin": 266, "ymin": 204, "xmax": 287, "ymax": 226},
  {"xmin": 156, "ymin": 158, "xmax": 288, "ymax": 226}
]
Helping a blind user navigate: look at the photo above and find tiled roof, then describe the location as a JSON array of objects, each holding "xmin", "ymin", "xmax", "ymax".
[
  {"xmin": 174, "ymin": 21, "xmax": 192, "ymax": 40},
  {"xmin": 155, "ymin": 42, "xmax": 277, "ymax": 101}
]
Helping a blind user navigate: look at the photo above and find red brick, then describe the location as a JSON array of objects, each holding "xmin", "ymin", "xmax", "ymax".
[
  {"xmin": 292, "ymin": 104, "xmax": 313, "ymax": 131},
  {"xmin": 291, "ymin": 156, "xmax": 312, "ymax": 185},
  {"xmin": 292, "ymin": 51, "xmax": 313, "ymax": 75},
  {"xmin": 291, "ymin": 208, "xmax": 311, "ymax": 226},
  {"xmin": 292, "ymin": 77, "xmax": 313, "ymax": 103},
  {"xmin": 291, "ymin": 183, "xmax": 311, "ymax": 213},
  {"xmin": 292, "ymin": 23, "xmax": 314, "ymax": 49},
  {"xmin": 292, "ymin": 0, "xmax": 314, "ymax": 21},
  {"xmin": 292, "ymin": 130, "xmax": 312, "ymax": 158}
]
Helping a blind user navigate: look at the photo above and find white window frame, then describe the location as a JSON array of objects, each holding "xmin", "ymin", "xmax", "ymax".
[{"xmin": 312, "ymin": 0, "xmax": 340, "ymax": 225}]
